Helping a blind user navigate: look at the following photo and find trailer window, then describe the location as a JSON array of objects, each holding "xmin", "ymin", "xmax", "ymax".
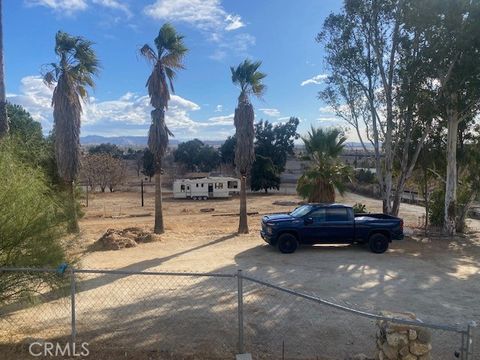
[
  {"xmin": 228, "ymin": 181, "xmax": 238, "ymax": 189},
  {"xmin": 201, "ymin": 183, "xmax": 204, "ymax": 187},
  {"xmin": 215, "ymin": 183, "xmax": 223, "ymax": 189},
  {"xmin": 180, "ymin": 185, "xmax": 185, "ymax": 192}
]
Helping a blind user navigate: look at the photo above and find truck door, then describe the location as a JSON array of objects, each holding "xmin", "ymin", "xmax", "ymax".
[
  {"xmin": 301, "ymin": 208, "xmax": 326, "ymax": 243},
  {"xmin": 321, "ymin": 208, "xmax": 355, "ymax": 243}
]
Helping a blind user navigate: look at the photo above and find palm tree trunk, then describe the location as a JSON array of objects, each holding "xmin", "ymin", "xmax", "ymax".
[
  {"xmin": 66, "ymin": 180, "xmax": 79, "ymax": 233},
  {"xmin": 0, "ymin": 0, "xmax": 8, "ymax": 139},
  {"xmin": 154, "ymin": 169, "xmax": 164, "ymax": 234},
  {"xmin": 238, "ymin": 175, "xmax": 248, "ymax": 234}
]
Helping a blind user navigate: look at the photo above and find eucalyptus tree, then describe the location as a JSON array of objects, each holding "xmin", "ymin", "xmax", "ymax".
[
  {"xmin": 140, "ymin": 23, "xmax": 187, "ymax": 234},
  {"xmin": 43, "ymin": 31, "xmax": 99, "ymax": 233},
  {"xmin": 230, "ymin": 60, "xmax": 266, "ymax": 234},
  {"xmin": 318, "ymin": 0, "xmax": 432, "ymax": 216},
  {"xmin": 409, "ymin": 0, "xmax": 480, "ymax": 235},
  {"xmin": 0, "ymin": 0, "xmax": 8, "ymax": 139}
]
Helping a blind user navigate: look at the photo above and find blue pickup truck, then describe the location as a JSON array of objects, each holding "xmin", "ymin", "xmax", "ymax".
[{"xmin": 260, "ymin": 203, "xmax": 404, "ymax": 254}]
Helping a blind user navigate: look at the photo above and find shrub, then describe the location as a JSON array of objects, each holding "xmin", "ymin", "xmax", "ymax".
[
  {"xmin": 354, "ymin": 169, "xmax": 376, "ymax": 184},
  {"xmin": 0, "ymin": 142, "xmax": 67, "ymax": 303},
  {"xmin": 428, "ymin": 189, "xmax": 445, "ymax": 227},
  {"xmin": 353, "ymin": 203, "xmax": 368, "ymax": 214}
]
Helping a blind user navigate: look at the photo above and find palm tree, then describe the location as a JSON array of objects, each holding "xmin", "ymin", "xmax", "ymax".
[
  {"xmin": 0, "ymin": 0, "xmax": 8, "ymax": 139},
  {"xmin": 43, "ymin": 31, "xmax": 99, "ymax": 233},
  {"xmin": 297, "ymin": 127, "xmax": 351, "ymax": 203},
  {"xmin": 230, "ymin": 60, "xmax": 266, "ymax": 234},
  {"xmin": 140, "ymin": 24, "xmax": 187, "ymax": 234}
]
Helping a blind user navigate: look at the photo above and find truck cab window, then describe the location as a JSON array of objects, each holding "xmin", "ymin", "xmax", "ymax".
[{"xmin": 326, "ymin": 208, "xmax": 349, "ymax": 221}]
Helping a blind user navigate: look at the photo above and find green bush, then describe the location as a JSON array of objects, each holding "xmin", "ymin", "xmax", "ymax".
[
  {"xmin": 0, "ymin": 142, "xmax": 66, "ymax": 303},
  {"xmin": 354, "ymin": 169, "xmax": 376, "ymax": 184},
  {"xmin": 353, "ymin": 203, "xmax": 368, "ymax": 214},
  {"xmin": 428, "ymin": 189, "xmax": 445, "ymax": 227}
]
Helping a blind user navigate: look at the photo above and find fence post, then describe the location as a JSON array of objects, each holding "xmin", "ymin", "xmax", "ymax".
[
  {"xmin": 466, "ymin": 321, "xmax": 477, "ymax": 360},
  {"xmin": 237, "ymin": 269, "xmax": 244, "ymax": 354},
  {"xmin": 70, "ymin": 267, "xmax": 76, "ymax": 345}
]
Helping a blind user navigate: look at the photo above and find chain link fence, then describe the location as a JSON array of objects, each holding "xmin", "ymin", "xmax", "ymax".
[{"xmin": 0, "ymin": 267, "xmax": 476, "ymax": 359}]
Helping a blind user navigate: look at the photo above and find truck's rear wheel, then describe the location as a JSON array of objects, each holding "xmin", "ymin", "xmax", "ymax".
[
  {"xmin": 277, "ymin": 233, "xmax": 298, "ymax": 254},
  {"xmin": 368, "ymin": 233, "xmax": 389, "ymax": 253}
]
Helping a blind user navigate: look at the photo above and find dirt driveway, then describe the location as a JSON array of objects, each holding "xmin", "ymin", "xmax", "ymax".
[{"xmin": 2, "ymin": 191, "xmax": 479, "ymax": 359}]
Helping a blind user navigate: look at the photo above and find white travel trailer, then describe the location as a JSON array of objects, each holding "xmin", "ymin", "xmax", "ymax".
[{"xmin": 173, "ymin": 177, "xmax": 240, "ymax": 200}]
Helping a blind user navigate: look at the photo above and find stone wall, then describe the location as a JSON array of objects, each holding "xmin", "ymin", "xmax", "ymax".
[{"xmin": 376, "ymin": 312, "xmax": 432, "ymax": 360}]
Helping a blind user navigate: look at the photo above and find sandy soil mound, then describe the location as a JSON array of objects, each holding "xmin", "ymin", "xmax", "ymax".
[{"xmin": 95, "ymin": 227, "xmax": 161, "ymax": 250}]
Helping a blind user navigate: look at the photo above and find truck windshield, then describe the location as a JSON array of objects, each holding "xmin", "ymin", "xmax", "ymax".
[{"xmin": 290, "ymin": 205, "xmax": 313, "ymax": 218}]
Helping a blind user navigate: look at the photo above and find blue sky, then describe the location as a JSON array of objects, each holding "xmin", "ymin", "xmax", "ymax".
[{"xmin": 5, "ymin": 0, "xmax": 348, "ymax": 141}]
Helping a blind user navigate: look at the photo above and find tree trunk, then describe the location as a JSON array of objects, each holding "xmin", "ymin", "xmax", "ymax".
[
  {"xmin": 238, "ymin": 175, "xmax": 248, "ymax": 234},
  {"xmin": 0, "ymin": 0, "xmax": 8, "ymax": 139},
  {"xmin": 66, "ymin": 181, "xmax": 79, "ymax": 234},
  {"xmin": 444, "ymin": 118, "xmax": 459, "ymax": 236},
  {"xmin": 154, "ymin": 168, "xmax": 164, "ymax": 234}
]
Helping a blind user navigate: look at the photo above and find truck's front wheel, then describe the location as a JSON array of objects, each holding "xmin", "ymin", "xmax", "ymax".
[
  {"xmin": 277, "ymin": 233, "xmax": 298, "ymax": 254},
  {"xmin": 368, "ymin": 233, "xmax": 389, "ymax": 253}
]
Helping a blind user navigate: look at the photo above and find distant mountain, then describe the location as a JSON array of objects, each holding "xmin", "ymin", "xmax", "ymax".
[
  {"xmin": 80, "ymin": 135, "xmax": 376, "ymax": 150},
  {"xmin": 80, "ymin": 135, "xmax": 225, "ymax": 148},
  {"xmin": 81, "ymin": 135, "xmax": 149, "ymax": 147}
]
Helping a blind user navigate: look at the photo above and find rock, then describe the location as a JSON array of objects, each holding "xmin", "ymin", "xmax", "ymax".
[
  {"xmin": 410, "ymin": 341, "xmax": 431, "ymax": 356},
  {"xmin": 381, "ymin": 342, "xmax": 398, "ymax": 360},
  {"xmin": 417, "ymin": 329, "xmax": 431, "ymax": 344},
  {"xmin": 387, "ymin": 332, "xmax": 409, "ymax": 347},
  {"xmin": 351, "ymin": 354, "xmax": 370, "ymax": 360},
  {"xmin": 399, "ymin": 345, "xmax": 410, "ymax": 357},
  {"xmin": 401, "ymin": 354, "xmax": 417, "ymax": 360},
  {"xmin": 418, "ymin": 354, "xmax": 431, "ymax": 360},
  {"xmin": 378, "ymin": 350, "xmax": 385, "ymax": 360},
  {"xmin": 408, "ymin": 329, "xmax": 417, "ymax": 341}
]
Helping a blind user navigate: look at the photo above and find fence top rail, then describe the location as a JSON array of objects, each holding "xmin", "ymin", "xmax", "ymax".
[
  {"xmin": 0, "ymin": 267, "xmax": 236, "ymax": 278},
  {"xmin": 241, "ymin": 274, "xmax": 469, "ymax": 334}
]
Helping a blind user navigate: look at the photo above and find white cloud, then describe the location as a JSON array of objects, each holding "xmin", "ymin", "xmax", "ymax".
[
  {"xmin": 25, "ymin": 0, "xmax": 88, "ymax": 14},
  {"xmin": 214, "ymin": 105, "xmax": 223, "ymax": 112},
  {"xmin": 144, "ymin": 0, "xmax": 244, "ymax": 31},
  {"xmin": 318, "ymin": 105, "xmax": 335, "ymax": 114},
  {"xmin": 144, "ymin": 0, "xmax": 252, "ymax": 61},
  {"xmin": 224, "ymin": 14, "xmax": 244, "ymax": 31},
  {"xmin": 209, "ymin": 33, "xmax": 255, "ymax": 61},
  {"xmin": 259, "ymin": 108, "xmax": 281, "ymax": 117},
  {"xmin": 208, "ymin": 113, "xmax": 234, "ymax": 125},
  {"xmin": 300, "ymin": 74, "xmax": 329, "ymax": 86},
  {"xmin": 25, "ymin": 0, "xmax": 131, "ymax": 16},
  {"xmin": 7, "ymin": 75, "xmax": 208, "ymax": 136},
  {"xmin": 92, "ymin": 0, "xmax": 131, "ymax": 17}
]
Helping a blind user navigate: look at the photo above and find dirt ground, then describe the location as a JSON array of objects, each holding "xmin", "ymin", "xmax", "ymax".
[{"xmin": 2, "ymin": 190, "xmax": 480, "ymax": 359}]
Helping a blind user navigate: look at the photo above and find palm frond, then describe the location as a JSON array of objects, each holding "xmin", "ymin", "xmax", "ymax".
[
  {"xmin": 140, "ymin": 44, "xmax": 158, "ymax": 64},
  {"xmin": 231, "ymin": 59, "xmax": 267, "ymax": 99}
]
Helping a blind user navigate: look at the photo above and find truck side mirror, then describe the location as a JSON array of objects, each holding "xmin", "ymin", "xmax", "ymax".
[{"xmin": 304, "ymin": 217, "xmax": 313, "ymax": 225}]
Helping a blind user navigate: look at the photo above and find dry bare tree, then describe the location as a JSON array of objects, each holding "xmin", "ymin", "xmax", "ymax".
[
  {"xmin": 43, "ymin": 31, "xmax": 99, "ymax": 233},
  {"xmin": 140, "ymin": 23, "xmax": 187, "ymax": 234},
  {"xmin": 230, "ymin": 60, "xmax": 266, "ymax": 234},
  {"xmin": 82, "ymin": 153, "xmax": 125, "ymax": 193}
]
